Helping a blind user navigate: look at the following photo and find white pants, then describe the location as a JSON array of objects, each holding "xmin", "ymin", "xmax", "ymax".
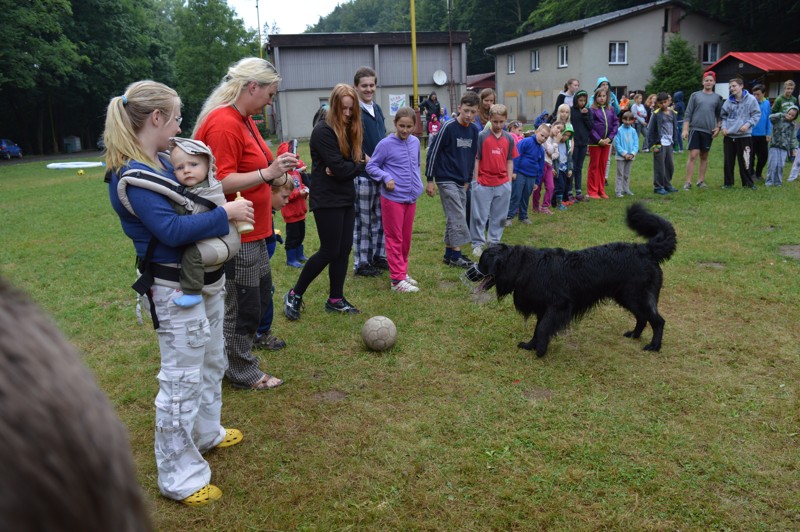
[{"xmin": 147, "ymin": 282, "xmax": 227, "ymax": 500}]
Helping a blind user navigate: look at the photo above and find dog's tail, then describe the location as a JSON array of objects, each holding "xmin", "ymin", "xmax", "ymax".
[{"xmin": 626, "ymin": 202, "xmax": 677, "ymax": 263}]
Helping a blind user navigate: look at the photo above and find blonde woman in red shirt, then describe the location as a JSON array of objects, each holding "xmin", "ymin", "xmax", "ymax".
[{"xmin": 194, "ymin": 58, "xmax": 298, "ymax": 390}]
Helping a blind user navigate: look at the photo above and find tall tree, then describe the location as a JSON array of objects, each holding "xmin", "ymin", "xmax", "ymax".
[
  {"xmin": 173, "ymin": 0, "xmax": 258, "ymax": 127},
  {"xmin": 646, "ymin": 35, "xmax": 702, "ymax": 96}
]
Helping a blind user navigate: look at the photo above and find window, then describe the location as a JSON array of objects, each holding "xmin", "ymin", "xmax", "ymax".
[
  {"xmin": 558, "ymin": 45, "xmax": 568, "ymax": 68},
  {"xmin": 702, "ymin": 42, "xmax": 719, "ymax": 64},
  {"xmin": 530, "ymin": 49, "xmax": 540, "ymax": 71},
  {"xmin": 508, "ymin": 53, "xmax": 516, "ymax": 74},
  {"xmin": 609, "ymin": 42, "xmax": 628, "ymax": 64}
]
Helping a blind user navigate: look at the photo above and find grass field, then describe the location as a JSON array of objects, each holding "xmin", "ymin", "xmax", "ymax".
[{"xmin": 1, "ymin": 143, "xmax": 798, "ymax": 530}]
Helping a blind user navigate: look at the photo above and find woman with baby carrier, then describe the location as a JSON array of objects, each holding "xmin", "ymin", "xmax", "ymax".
[{"xmin": 105, "ymin": 80, "xmax": 254, "ymax": 506}]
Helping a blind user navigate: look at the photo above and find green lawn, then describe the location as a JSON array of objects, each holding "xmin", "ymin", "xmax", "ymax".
[{"xmin": 1, "ymin": 144, "xmax": 798, "ymax": 529}]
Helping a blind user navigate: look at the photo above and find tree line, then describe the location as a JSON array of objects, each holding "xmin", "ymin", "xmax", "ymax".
[
  {"xmin": 2, "ymin": 0, "xmax": 795, "ymax": 155},
  {"xmin": 0, "ymin": 0, "xmax": 257, "ymax": 155}
]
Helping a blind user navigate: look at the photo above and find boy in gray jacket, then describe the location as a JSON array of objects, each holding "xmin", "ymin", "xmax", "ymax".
[
  {"xmin": 766, "ymin": 105, "xmax": 799, "ymax": 186},
  {"xmin": 721, "ymin": 76, "xmax": 760, "ymax": 189}
]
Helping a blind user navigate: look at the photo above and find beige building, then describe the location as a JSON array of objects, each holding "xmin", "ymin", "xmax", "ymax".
[
  {"xmin": 485, "ymin": 0, "xmax": 733, "ymax": 121},
  {"xmin": 269, "ymin": 32, "xmax": 470, "ymax": 140}
]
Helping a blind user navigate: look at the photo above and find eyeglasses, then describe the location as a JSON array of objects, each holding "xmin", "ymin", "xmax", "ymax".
[{"xmin": 175, "ymin": 116, "xmax": 183, "ymax": 125}]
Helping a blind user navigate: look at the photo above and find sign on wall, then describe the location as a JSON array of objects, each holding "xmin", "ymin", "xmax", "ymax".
[{"xmin": 389, "ymin": 94, "xmax": 407, "ymax": 116}]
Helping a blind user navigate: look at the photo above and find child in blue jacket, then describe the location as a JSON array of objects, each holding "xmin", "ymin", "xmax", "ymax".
[
  {"xmin": 613, "ymin": 111, "xmax": 639, "ymax": 196},
  {"xmin": 506, "ymin": 124, "xmax": 548, "ymax": 225}
]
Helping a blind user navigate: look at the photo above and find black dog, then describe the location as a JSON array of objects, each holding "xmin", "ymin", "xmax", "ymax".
[{"xmin": 473, "ymin": 203, "xmax": 676, "ymax": 356}]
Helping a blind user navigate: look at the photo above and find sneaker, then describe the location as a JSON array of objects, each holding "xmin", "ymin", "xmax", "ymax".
[
  {"xmin": 625, "ymin": 191, "xmax": 635, "ymax": 196},
  {"xmin": 683, "ymin": 182, "xmax": 692, "ymax": 191},
  {"xmin": 654, "ymin": 187, "xmax": 668, "ymax": 195},
  {"xmin": 391, "ymin": 279, "xmax": 420, "ymax": 293},
  {"xmin": 556, "ymin": 203, "xmax": 567, "ymax": 210},
  {"xmin": 666, "ymin": 186, "xmax": 679, "ymax": 193},
  {"xmin": 445, "ymin": 255, "xmax": 474, "ymax": 268},
  {"xmin": 562, "ymin": 199, "xmax": 575, "ymax": 206},
  {"xmin": 697, "ymin": 181, "xmax": 707, "ymax": 189},
  {"xmin": 283, "ymin": 290, "xmax": 303, "ymax": 321},
  {"xmin": 575, "ymin": 194, "xmax": 586, "ymax": 202},
  {"xmin": 616, "ymin": 193, "xmax": 623, "ymax": 198},
  {"xmin": 748, "ymin": 184, "xmax": 757, "ymax": 190},
  {"xmin": 371, "ymin": 257, "xmax": 390, "ymax": 271},
  {"xmin": 520, "ymin": 218, "xmax": 532, "ymax": 225},
  {"xmin": 504, "ymin": 218, "xmax": 513, "ymax": 227},
  {"xmin": 354, "ymin": 263, "xmax": 381, "ymax": 277},
  {"xmin": 540, "ymin": 207, "xmax": 554, "ymax": 214},
  {"xmin": 253, "ymin": 332, "xmax": 286, "ymax": 351},
  {"xmin": 405, "ymin": 275, "xmax": 419, "ymax": 286},
  {"xmin": 325, "ymin": 297, "xmax": 361, "ymax": 314},
  {"xmin": 472, "ymin": 245, "xmax": 483, "ymax": 258}
]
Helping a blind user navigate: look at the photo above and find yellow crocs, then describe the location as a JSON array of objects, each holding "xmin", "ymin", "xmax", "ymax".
[
  {"xmin": 215, "ymin": 428, "xmax": 243, "ymax": 449},
  {"xmin": 181, "ymin": 484, "xmax": 222, "ymax": 507}
]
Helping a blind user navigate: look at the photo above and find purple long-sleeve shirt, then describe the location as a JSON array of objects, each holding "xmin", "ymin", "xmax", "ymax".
[{"xmin": 366, "ymin": 133, "xmax": 424, "ymax": 203}]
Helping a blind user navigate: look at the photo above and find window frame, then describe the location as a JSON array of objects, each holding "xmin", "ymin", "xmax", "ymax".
[
  {"xmin": 530, "ymin": 49, "xmax": 540, "ymax": 71},
  {"xmin": 609, "ymin": 41, "xmax": 628, "ymax": 65},
  {"xmin": 508, "ymin": 53, "xmax": 516, "ymax": 74},
  {"xmin": 558, "ymin": 44, "xmax": 568, "ymax": 68},
  {"xmin": 702, "ymin": 42, "xmax": 720, "ymax": 64}
]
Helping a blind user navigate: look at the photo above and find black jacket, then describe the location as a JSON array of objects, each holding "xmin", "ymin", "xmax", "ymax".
[
  {"xmin": 309, "ymin": 121, "xmax": 365, "ymax": 211},
  {"xmin": 570, "ymin": 90, "xmax": 594, "ymax": 147}
]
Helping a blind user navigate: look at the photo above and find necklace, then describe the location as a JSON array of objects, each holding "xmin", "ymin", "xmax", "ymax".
[{"xmin": 231, "ymin": 103, "xmax": 271, "ymax": 165}]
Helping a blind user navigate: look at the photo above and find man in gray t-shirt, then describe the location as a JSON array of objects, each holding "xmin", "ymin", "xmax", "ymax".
[{"xmin": 682, "ymin": 72, "xmax": 723, "ymax": 189}]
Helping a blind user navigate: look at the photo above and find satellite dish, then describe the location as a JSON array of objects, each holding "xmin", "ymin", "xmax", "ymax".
[{"xmin": 433, "ymin": 70, "xmax": 447, "ymax": 86}]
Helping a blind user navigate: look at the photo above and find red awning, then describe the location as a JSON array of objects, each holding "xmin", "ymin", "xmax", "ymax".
[{"xmin": 707, "ymin": 52, "xmax": 800, "ymax": 73}]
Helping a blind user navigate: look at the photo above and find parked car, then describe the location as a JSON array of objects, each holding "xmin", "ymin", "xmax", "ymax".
[{"xmin": 0, "ymin": 139, "xmax": 22, "ymax": 159}]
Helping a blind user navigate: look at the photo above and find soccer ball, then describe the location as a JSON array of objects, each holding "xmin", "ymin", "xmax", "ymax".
[
  {"xmin": 361, "ymin": 315, "xmax": 397, "ymax": 351},
  {"xmin": 77, "ymin": 169, "xmax": 85, "ymax": 175}
]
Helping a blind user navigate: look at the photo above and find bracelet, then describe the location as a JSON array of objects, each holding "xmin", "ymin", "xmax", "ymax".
[{"xmin": 257, "ymin": 168, "xmax": 267, "ymax": 184}]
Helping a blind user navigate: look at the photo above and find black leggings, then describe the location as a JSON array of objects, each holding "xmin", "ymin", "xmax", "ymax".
[
  {"xmin": 285, "ymin": 219, "xmax": 305, "ymax": 250},
  {"xmin": 293, "ymin": 206, "xmax": 354, "ymax": 299}
]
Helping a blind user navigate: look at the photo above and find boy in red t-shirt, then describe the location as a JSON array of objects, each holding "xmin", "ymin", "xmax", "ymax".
[{"xmin": 469, "ymin": 104, "xmax": 519, "ymax": 257}]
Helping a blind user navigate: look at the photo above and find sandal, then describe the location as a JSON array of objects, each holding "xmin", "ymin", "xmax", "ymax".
[
  {"xmin": 181, "ymin": 484, "xmax": 222, "ymax": 507},
  {"xmin": 231, "ymin": 374, "xmax": 284, "ymax": 390},
  {"xmin": 215, "ymin": 428, "xmax": 243, "ymax": 449}
]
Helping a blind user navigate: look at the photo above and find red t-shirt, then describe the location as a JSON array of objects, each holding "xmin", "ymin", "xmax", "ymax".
[
  {"xmin": 194, "ymin": 105, "xmax": 273, "ymax": 242},
  {"xmin": 476, "ymin": 130, "xmax": 518, "ymax": 186}
]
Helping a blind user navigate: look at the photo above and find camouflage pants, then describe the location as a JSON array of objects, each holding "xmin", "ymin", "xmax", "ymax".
[{"xmin": 148, "ymin": 282, "xmax": 227, "ymax": 500}]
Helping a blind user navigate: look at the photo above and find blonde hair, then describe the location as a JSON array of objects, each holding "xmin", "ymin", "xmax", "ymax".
[
  {"xmin": 557, "ymin": 103, "xmax": 571, "ymax": 124},
  {"xmin": 271, "ymin": 175, "xmax": 296, "ymax": 193},
  {"xmin": 192, "ymin": 57, "xmax": 281, "ymax": 136},
  {"xmin": 489, "ymin": 103, "xmax": 507, "ymax": 118},
  {"xmin": 103, "ymin": 81, "xmax": 179, "ymax": 171},
  {"xmin": 326, "ymin": 84, "xmax": 363, "ymax": 161}
]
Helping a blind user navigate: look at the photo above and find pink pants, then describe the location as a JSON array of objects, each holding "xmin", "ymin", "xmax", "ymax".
[
  {"xmin": 380, "ymin": 196, "xmax": 417, "ymax": 282},
  {"xmin": 532, "ymin": 163, "xmax": 555, "ymax": 209}
]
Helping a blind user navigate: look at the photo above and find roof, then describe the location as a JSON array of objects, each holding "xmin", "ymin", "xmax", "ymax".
[
  {"xmin": 486, "ymin": 0, "xmax": 690, "ymax": 53},
  {"xmin": 270, "ymin": 31, "xmax": 470, "ymax": 48},
  {"xmin": 706, "ymin": 52, "xmax": 800, "ymax": 73},
  {"xmin": 466, "ymin": 72, "xmax": 495, "ymax": 88}
]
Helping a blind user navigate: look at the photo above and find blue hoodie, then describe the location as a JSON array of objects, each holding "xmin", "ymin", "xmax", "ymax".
[
  {"xmin": 513, "ymin": 135, "xmax": 545, "ymax": 178},
  {"xmin": 752, "ymin": 96, "xmax": 773, "ymax": 137},
  {"xmin": 588, "ymin": 77, "xmax": 621, "ymax": 115}
]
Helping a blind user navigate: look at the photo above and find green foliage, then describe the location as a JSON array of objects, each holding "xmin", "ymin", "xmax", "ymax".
[
  {"xmin": 646, "ymin": 36, "xmax": 703, "ymax": 97},
  {"xmin": 173, "ymin": 0, "xmax": 258, "ymax": 128}
]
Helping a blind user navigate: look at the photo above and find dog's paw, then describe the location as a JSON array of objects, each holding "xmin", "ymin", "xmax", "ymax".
[
  {"xmin": 517, "ymin": 341, "xmax": 534, "ymax": 351},
  {"xmin": 624, "ymin": 330, "xmax": 641, "ymax": 339},
  {"xmin": 642, "ymin": 343, "xmax": 661, "ymax": 351}
]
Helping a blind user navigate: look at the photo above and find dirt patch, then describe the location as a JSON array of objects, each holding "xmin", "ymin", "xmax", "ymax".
[
  {"xmin": 313, "ymin": 390, "xmax": 347, "ymax": 403},
  {"xmin": 470, "ymin": 291, "xmax": 494, "ymax": 304},
  {"xmin": 779, "ymin": 245, "xmax": 800, "ymax": 259},
  {"xmin": 523, "ymin": 387, "xmax": 553, "ymax": 402},
  {"xmin": 698, "ymin": 261, "xmax": 725, "ymax": 269}
]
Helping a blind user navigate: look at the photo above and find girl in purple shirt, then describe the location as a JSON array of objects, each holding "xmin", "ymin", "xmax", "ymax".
[{"xmin": 366, "ymin": 107, "xmax": 424, "ymax": 293}]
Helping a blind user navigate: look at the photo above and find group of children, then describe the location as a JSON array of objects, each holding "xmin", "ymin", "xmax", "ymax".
[{"xmin": 163, "ymin": 79, "xmax": 799, "ymax": 303}]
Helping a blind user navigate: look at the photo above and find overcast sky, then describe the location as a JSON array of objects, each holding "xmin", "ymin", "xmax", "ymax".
[{"xmin": 227, "ymin": 0, "xmax": 343, "ymax": 35}]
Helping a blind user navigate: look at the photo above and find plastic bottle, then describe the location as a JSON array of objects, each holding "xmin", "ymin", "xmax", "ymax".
[{"xmin": 234, "ymin": 192, "xmax": 254, "ymax": 234}]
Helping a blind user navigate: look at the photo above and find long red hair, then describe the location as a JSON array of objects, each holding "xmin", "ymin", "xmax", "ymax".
[{"xmin": 326, "ymin": 83, "xmax": 363, "ymax": 162}]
